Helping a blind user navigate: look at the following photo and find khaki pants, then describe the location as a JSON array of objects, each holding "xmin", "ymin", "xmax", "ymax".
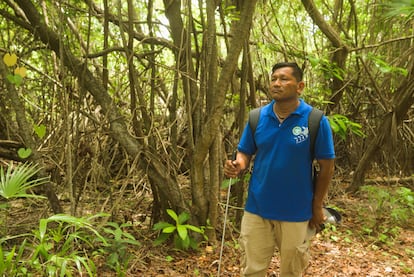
[{"xmin": 239, "ymin": 211, "xmax": 312, "ymax": 277}]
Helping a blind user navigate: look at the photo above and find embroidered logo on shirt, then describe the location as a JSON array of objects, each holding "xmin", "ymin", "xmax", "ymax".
[{"xmin": 292, "ymin": 126, "xmax": 309, "ymax": 144}]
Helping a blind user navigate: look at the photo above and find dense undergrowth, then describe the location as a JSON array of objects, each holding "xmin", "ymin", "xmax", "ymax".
[{"xmin": 1, "ymin": 164, "xmax": 413, "ymax": 276}]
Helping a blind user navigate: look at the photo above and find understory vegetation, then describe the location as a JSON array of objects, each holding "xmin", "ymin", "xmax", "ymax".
[{"xmin": 1, "ymin": 163, "xmax": 413, "ymax": 276}]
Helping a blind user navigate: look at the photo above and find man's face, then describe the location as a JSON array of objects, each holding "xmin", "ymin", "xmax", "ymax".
[{"xmin": 269, "ymin": 67, "xmax": 304, "ymax": 102}]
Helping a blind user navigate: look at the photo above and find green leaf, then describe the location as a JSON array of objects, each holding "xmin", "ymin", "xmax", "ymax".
[
  {"xmin": 166, "ymin": 209, "xmax": 178, "ymax": 222},
  {"xmin": 120, "ymin": 238, "xmax": 140, "ymax": 246},
  {"xmin": 39, "ymin": 219, "xmax": 48, "ymax": 242},
  {"xmin": 45, "ymin": 213, "xmax": 108, "ymax": 247},
  {"xmin": 74, "ymin": 255, "xmax": 95, "ymax": 276},
  {"xmin": 0, "ymin": 162, "xmax": 48, "ymax": 199},
  {"xmin": 337, "ymin": 118, "xmax": 347, "ymax": 132},
  {"xmin": 177, "ymin": 212, "xmax": 190, "ymax": 225},
  {"xmin": 328, "ymin": 119, "xmax": 339, "ymax": 133},
  {"xmin": 383, "ymin": 0, "xmax": 414, "ymax": 20},
  {"xmin": 0, "ymin": 244, "xmax": 4, "ymax": 269},
  {"xmin": 163, "ymin": 226, "xmax": 176, "ymax": 233},
  {"xmin": 177, "ymin": 225, "xmax": 188, "ymax": 241},
  {"xmin": 330, "ymin": 235, "xmax": 340, "ymax": 242},
  {"xmin": 47, "ymin": 214, "xmax": 90, "ymax": 226},
  {"xmin": 181, "ymin": 235, "xmax": 190, "ymax": 249},
  {"xmin": 307, "ymin": 56, "xmax": 320, "ymax": 67},
  {"xmin": 121, "ymin": 232, "xmax": 137, "ymax": 241},
  {"xmin": 5, "ymin": 245, "xmax": 16, "ymax": 266},
  {"xmin": 17, "ymin": 148, "xmax": 32, "ymax": 159},
  {"xmin": 153, "ymin": 233, "xmax": 170, "ymax": 246},
  {"xmin": 153, "ymin": 222, "xmax": 174, "ymax": 231},
  {"xmin": 6, "ymin": 74, "xmax": 23, "ymax": 85},
  {"xmin": 34, "ymin": 124, "xmax": 47, "ymax": 139},
  {"xmin": 184, "ymin": 224, "xmax": 203, "ymax": 234},
  {"xmin": 328, "ymin": 114, "xmax": 365, "ymax": 140},
  {"xmin": 221, "ymin": 177, "xmax": 241, "ymax": 189}
]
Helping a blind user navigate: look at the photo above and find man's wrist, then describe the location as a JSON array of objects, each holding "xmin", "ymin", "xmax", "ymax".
[{"xmin": 312, "ymin": 201, "xmax": 324, "ymax": 210}]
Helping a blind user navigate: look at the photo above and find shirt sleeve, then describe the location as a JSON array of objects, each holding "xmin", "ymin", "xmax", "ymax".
[
  {"xmin": 237, "ymin": 122, "xmax": 257, "ymax": 156},
  {"xmin": 315, "ymin": 115, "xmax": 336, "ymax": 160}
]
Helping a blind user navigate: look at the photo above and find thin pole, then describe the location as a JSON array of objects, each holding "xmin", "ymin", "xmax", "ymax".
[{"xmin": 218, "ymin": 151, "xmax": 237, "ymax": 276}]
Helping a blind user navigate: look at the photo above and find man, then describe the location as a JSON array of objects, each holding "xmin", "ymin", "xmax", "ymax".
[{"xmin": 224, "ymin": 62, "xmax": 335, "ymax": 277}]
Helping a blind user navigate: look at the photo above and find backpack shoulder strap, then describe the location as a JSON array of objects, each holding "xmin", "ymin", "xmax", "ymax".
[
  {"xmin": 248, "ymin": 107, "xmax": 262, "ymax": 135},
  {"xmin": 308, "ymin": 108, "xmax": 324, "ymax": 159}
]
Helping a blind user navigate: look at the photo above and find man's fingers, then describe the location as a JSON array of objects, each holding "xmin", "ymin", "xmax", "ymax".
[{"xmin": 224, "ymin": 160, "xmax": 238, "ymax": 177}]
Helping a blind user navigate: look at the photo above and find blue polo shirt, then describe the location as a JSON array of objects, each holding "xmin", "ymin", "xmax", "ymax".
[{"xmin": 238, "ymin": 99, "xmax": 335, "ymax": 221}]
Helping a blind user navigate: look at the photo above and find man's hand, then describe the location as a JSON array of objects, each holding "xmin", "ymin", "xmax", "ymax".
[
  {"xmin": 223, "ymin": 152, "xmax": 251, "ymax": 178},
  {"xmin": 223, "ymin": 159, "xmax": 241, "ymax": 178},
  {"xmin": 309, "ymin": 206, "xmax": 326, "ymax": 231},
  {"xmin": 310, "ymin": 159, "xmax": 334, "ymax": 231}
]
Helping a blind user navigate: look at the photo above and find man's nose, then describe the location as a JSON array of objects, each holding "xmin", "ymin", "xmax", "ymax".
[{"xmin": 272, "ymin": 79, "xmax": 281, "ymax": 86}]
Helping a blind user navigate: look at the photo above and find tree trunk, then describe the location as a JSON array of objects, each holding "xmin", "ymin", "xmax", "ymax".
[
  {"xmin": 163, "ymin": 0, "xmax": 258, "ymax": 230},
  {"xmin": 190, "ymin": 0, "xmax": 258, "ymax": 226},
  {"xmin": 12, "ymin": 0, "xmax": 188, "ymax": 216},
  {"xmin": 348, "ymin": 70, "xmax": 414, "ymax": 192},
  {"xmin": 301, "ymin": 0, "xmax": 349, "ymax": 113}
]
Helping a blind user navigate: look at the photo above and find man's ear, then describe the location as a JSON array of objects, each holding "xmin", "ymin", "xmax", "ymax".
[{"xmin": 297, "ymin": 81, "xmax": 305, "ymax": 94}]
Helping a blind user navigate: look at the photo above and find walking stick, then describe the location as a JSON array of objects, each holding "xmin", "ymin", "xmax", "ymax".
[{"xmin": 217, "ymin": 151, "xmax": 237, "ymax": 276}]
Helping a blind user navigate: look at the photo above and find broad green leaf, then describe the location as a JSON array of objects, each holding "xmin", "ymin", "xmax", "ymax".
[
  {"xmin": 166, "ymin": 209, "xmax": 178, "ymax": 222},
  {"xmin": 177, "ymin": 225, "xmax": 188, "ymax": 241},
  {"xmin": 184, "ymin": 224, "xmax": 203, "ymax": 234},
  {"xmin": 181, "ymin": 235, "xmax": 190, "ymax": 249},
  {"xmin": 6, "ymin": 74, "xmax": 22, "ymax": 85},
  {"xmin": 153, "ymin": 233, "xmax": 170, "ymax": 246},
  {"xmin": 177, "ymin": 212, "xmax": 190, "ymax": 225},
  {"xmin": 34, "ymin": 124, "xmax": 46, "ymax": 139},
  {"xmin": 162, "ymin": 226, "xmax": 176, "ymax": 233},
  {"xmin": 17, "ymin": 148, "xmax": 32, "ymax": 159},
  {"xmin": 221, "ymin": 177, "xmax": 241, "ymax": 189},
  {"xmin": 153, "ymin": 222, "xmax": 174, "ymax": 230}
]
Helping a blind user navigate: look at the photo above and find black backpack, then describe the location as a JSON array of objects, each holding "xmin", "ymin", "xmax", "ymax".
[{"xmin": 248, "ymin": 107, "xmax": 323, "ymax": 159}]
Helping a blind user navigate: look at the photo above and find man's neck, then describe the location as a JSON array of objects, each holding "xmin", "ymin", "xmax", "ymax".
[{"xmin": 274, "ymin": 99, "xmax": 300, "ymax": 116}]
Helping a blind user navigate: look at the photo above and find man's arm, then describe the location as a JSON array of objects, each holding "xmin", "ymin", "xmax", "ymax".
[{"xmin": 309, "ymin": 159, "xmax": 335, "ymax": 229}]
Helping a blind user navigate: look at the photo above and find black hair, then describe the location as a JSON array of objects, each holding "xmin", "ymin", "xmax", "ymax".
[{"xmin": 271, "ymin": 62, "xmax": 303, "ymax": 81}]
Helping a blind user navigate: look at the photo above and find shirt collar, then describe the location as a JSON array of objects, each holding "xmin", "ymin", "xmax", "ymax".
[{"xmin": 263, "ymin": 99, "xmax": 308, "ymax": 118}]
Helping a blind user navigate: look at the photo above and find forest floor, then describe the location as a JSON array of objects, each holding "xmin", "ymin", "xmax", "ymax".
[
  {"xmin": 128, "ymin": 227, "xmax": 414, "ymax": 277},
  {"xmin": 4, "ymin": 179, "xmax": 414, "ymax": 276},
  {"xmin": 120, "ymin": 182, "xmax": 414, "ymax": 277}
]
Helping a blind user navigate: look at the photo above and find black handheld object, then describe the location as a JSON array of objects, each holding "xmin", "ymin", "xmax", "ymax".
[{"xmin": 231, "ymin": 151, "xmax": 237, "ymax": 161}]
